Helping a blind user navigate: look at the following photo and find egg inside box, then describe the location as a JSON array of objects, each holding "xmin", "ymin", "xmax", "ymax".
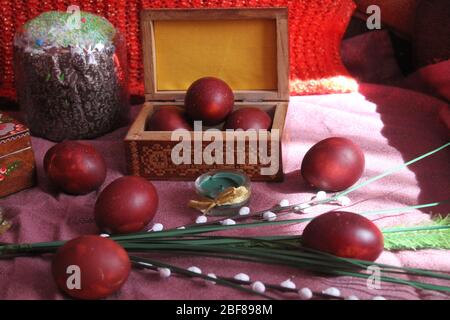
[
  {"xmin": 125, "ymin": 8, "xmax": 289, "ymax": 181},
  {"xmin": 145, "ymin": 103, "xmax": 278, "ymax": 131}
]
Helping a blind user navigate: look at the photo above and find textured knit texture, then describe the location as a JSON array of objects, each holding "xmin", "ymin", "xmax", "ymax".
[{"xmin": 0, "ymin": 0, "xmax": 357, "ymax": 99}]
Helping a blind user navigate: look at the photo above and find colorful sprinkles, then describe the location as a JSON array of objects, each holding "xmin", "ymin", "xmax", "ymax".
[{"xmin": 16, "ymin": 11, "xmax": 116, "ymax": 50}]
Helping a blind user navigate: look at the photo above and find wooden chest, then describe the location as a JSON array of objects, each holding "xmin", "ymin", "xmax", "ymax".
[
  {"xmin": 0, "ymin": 113, "xmax": 36, "ymax": 197},
  {"xmin": 125, "ymin": 8, "xmax": 289, "ymax": 181}
]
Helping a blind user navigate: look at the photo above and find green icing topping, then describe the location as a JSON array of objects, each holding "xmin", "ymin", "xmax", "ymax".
[{"xmin": 21, "ymin": 11, "xmax": 116, "ymax": 48}]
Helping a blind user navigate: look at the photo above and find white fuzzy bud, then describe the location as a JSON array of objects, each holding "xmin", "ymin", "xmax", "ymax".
[
  {"xmin": 152, "ymin": 223, "xmax": 164, "ymax": 232},
  {"xmin": 298, "ymin": 287, "xmax": 313, "ymax": 300},
  {"xmin": 221, "ymin": 219, "xmax": 236, "ymax": 226},
  {"xmin": 195, "ymin": 215, "xmax": 208, "ymax": 224},
  {"xmin": 263, "ymin": 211, "xmax": 277, "ymax": 221},
  {"xmin": 207, "ymin": 273, "xmax": 217, "ymax": 284},
  {"xmin": 187, "ymin": 266, "xmax": 202, "ymax": 274},
  {"xmin": 234, "ymin": 273, "xmax": 250, "ymax": 282},
  {"xmin": 280, "ymin": 279, "xmax": 296, "ymax": 289},
  {"xmin": 238, "ymin": 206, "xmax": 250, "ymax": 216},
  {"xmin": 322, "ymin": 287, "xmax": 341, "ymax": 297},
  {"xmin": 279, "ymin": 199, "xmax": 290, "ymax": 207},
  {"xmin": 177, "ymin": 226, "xmax": 186, "ymax": 230},
  {"xmin": 372, "ymin": 296, "xmax": 386, "ymax": 300},
  {"xmin": 99, "ymin": 233, "xmax": 110, "ymax": 238},
  {"xmin": 314, "ymin": 191, "xmax": 327, "ymax": 201},
  {"xmin": 158, "ymin": 267, "xmax": 171, "ymax": 278},
  {"xmin": 337, "ymin": 196, "xmax": 351, "ymax": 206},
  {"xmin": 251, "ymin": 281, "xmax": 266, "ymax": 293}
]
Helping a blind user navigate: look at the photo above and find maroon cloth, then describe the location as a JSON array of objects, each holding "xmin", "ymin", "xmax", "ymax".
[
  {"xmin": 401, "ymin": 60, "xmax": 450, "ymax": 104},
  {"xmin": 0, "ymin": 31, "xmax": 449, "ymax": 300},
  {"xmin": 341, "ymin": 31, "xmax": 403, "ymax": 84}
]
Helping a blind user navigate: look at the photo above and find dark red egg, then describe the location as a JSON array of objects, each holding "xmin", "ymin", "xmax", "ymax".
[
  {"xmin": 95, "ymin": 176, "xmax": 159, "ymax": 234},
  {"xmin": 301, "ymin": 137, "xmax": 365, "ymax": 191},
  {"xmin": 185, "ymin": 77, "xmax": 234, "ymax": 126},
  {"xmin": 44, "ymin": 141, "xmax": 107, "ymax": 195},
  {"xmin": 302, "ymin": 211, "xmax": 384, "ymax": 261},
  {"xmin": 224, "ymin": 107, "xmax": 272, "ymax": 130},
  {"xmin": 52, "ymin": 235, "xmax": 131, "ymax": 300},
  {"xmin": 146, "ymin": 106, "xmax": 192, "ymax": 131}
]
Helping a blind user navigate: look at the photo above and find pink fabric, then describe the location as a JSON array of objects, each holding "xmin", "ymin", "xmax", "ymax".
[{"xmin": 1, "ymin": 32, "xmax": 450, "ymax": 300}]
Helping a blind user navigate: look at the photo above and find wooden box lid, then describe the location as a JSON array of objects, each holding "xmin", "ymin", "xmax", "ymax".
[
  {"xmin": 0, "ymin": 113, "xmax": 32, "ymax": 155},
  {"xmin": 141, "ymin": 8, "xmax": 289, "ymax": 102}
]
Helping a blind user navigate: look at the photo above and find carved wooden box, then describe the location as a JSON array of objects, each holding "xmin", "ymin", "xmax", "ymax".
[{"xmin": 125, "ymin": 8, "xmax": 289, "ymax": 181}]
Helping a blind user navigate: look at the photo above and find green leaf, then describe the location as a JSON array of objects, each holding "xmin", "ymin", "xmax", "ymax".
[{"xmin": 383, "ymin": 216, "xmax": 450, "ymax": 250}]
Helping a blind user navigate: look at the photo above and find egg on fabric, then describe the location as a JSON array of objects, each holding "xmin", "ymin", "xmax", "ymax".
[
  {"xmin": 94, "ymin": 176, "xmax": 159, "ymax": 234},
  {"xmin": 301, "ymin": 137, "xmax": 365, "ymax": 191},
  {"xmin": 44, "ymin": 141, "xmax": 107, "ymax": 195},
  {"xmin": 302, "ymin": 211, "xmax": 384, "ymax": 262},
  {"xmin": 52, "ymin": 235, "xmax": 131, "ymax": 300}
]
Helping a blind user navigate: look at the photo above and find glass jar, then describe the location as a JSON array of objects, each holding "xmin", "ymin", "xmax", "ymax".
[{"xmin": 13, "ymin": 11, "xmax": 129, "ymax": 141}]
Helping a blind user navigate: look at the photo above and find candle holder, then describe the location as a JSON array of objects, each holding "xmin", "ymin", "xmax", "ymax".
[{"xmin": 193, "ymin": 169, "xmax": 251, "ymax": 216}]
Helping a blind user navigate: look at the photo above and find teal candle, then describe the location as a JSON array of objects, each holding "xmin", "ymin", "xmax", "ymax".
[{"xmin": 196, "ymin": 171, "xmax": 248, "ymax": 199}]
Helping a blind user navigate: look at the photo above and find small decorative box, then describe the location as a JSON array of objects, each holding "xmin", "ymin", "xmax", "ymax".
[
  {"xmin": 125, "ymin": 8, "xmax": 289, "ymax": 181},
  {"xmin": 0, "ymin": 113, "xmax": 36, "ymax": 197}
]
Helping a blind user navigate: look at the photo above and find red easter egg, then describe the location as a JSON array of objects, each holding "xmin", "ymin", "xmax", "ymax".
[
  {"xmin": 52, "ymin": 235, "xmax": 131, "ymax": 300},
  {"xmin": 224, "ymin": 107, "xmax": 272, "ymax": 130},
  {"xmin": 301, "ymin": 137, "xmax": 365, "ymax": 191},
  {"xmin": 146, "ymin": 106, "xmax": 192, "ymax": 131},
  {"xmin": 44, "ymin": 141, "xmax": 107, "ymax": 195},
  {"xmin": 185, "ymin": 77, "xmax": 234, "ymax": 126},
  {"xmin": 95, "ymin": 176, "xmax": 159, "ymax": 234},
  {"xmin": 302, "ymin": 211, "xmax": 384, "ymax": 261}
]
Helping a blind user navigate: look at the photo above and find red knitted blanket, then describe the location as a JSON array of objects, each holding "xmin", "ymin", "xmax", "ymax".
[{"xmin": 0, "ymin": 0, "xmax": 357, "ymax": 98}]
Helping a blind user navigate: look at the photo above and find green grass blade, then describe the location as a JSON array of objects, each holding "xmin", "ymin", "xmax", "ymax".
[
  {"xmin": 360, "ymin": 201, "xmax": 447, "ymax": 216},
  {"xmin": 332, "ymin": 142, "xmax": 450, "ymax": 200},
  {"xmin": 110, "ymin": 218, "xmax": 312, "ymax": 242}
]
